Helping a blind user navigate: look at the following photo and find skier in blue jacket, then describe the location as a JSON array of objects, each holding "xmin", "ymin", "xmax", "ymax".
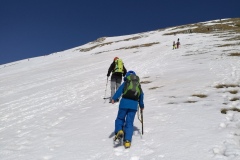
[{"xmin": 111, "ymin": 70, "xmax": 144, "ymax": 148}]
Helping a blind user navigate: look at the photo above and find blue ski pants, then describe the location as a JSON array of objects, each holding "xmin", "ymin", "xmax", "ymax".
[{"xmin": 115, "ymin": 108, "xmax": 137, "ymax": 142}]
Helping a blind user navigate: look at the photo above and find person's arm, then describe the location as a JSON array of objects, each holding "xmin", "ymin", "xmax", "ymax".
[
  {"xmin": 107, "ymin": 62, "xmax": 115, "ymax": 77},
  {"xmin": 123, "ymin": 65, "xmax": 127, "ymax": 77}
]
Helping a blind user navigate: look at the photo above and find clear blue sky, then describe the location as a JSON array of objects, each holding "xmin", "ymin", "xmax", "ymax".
[{"xmin": 0, "ymin": 0, "xmax": 239, "ymax": 65}]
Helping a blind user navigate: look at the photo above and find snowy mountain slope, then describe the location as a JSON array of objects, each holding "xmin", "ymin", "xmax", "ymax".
[{"xmin": 0, "ymin": 18, "xmax": 240, "ymax": 160}]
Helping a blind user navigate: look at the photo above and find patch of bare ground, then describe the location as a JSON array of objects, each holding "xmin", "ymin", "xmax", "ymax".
[
  {"xmin": 122, "ymin": 36, "xmax": 142, "ymax": 41},
  {"xmin": 77, "ymin": 42, "xmax": 113, "ymax": 52},
  {"xmin": 149, "ymin": 87, "xmax": 160, "ymax": 90},
  {"xmin": 230, "ymin": 97, "xmax": 240, "ymax": 101},
  {"xmin": 229, "ymin": 53, "xmax": 240, "ymax": 56},
  {"xmin": 218, "ymin": 44, "xmax": 239, "ymax": 47},
  {"xmin": 163, "ymin": 18, "xmax": 240, "ymax": 35},
  {"xmin": 192, "ymin": 94, "xmax": 207, "ymax": 98},
  {"xmin": 184, "ymin": 100, "xmax": 197, "ymax": 103},
  {"xmin": 142, "ymin": 76, "xmax": 150, "ymax": 79},
  {"xmin": 221, "ymin": 108, "xmax": 240, "ymax": 114},
  {"xmin": 229, "ymin": 90, "xmax": 238, "ymax": 94},
  {"xmin": 117, "ymin": 42, "xmax": 159, "ymax": 50},
  {"xmin": 140, "ymin": 81, "xmax": 152, "ymax": 84},
  {"xmin": 215, "ymin": 84, "xmax": 240, "ymax": 88}
]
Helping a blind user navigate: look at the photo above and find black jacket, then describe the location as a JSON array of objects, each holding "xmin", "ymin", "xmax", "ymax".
[{"xmin": 107, "ymin": 61, "xmax": 127, "ymax": 77}]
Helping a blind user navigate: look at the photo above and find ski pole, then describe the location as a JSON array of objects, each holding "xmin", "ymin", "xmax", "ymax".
[
  {"xmin": 104, "ymin": 77, "xmax": 109, "ymax": 99},
  {"xmin": 141, "ymin": 109, "xmax": 143, "ymax": 135},
  {"xmin": 137, "ymin": 106, "xmax": 142, "ymax": 123},
  {"xmin": 137, "ymin": 106, "xmax": 143, "ymax": 135}
]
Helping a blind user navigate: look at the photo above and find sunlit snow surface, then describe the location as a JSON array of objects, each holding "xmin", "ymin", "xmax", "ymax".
[{"xmin": 1, "ymin": 19, "xmax": 240, "ymax": 160}]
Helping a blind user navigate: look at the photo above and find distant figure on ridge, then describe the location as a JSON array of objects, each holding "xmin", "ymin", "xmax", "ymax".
[
  {"xmin": 173, "ymin": 41, "xmax": 176, "ymax": 50},
  {"xmin": 176, "ymin": 38, "xmax": 180, "ymax": 49},
  {"xmin": 107, "ymin": 57, "xmax": 127, "ymax": 103}
]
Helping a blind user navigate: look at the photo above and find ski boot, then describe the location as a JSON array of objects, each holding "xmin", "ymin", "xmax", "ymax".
[
  {"xmin": 113, "ymin": 130, "xmax": 124, "ymax": 141},
  {"xmin": 124, "ymin": 140, "xmax": 131, "ymax": 148}
]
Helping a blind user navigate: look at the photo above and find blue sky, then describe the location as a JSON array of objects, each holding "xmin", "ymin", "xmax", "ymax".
[{"xmin": 0, "ymin": 0, "xmax": 239, "ymax": 65}]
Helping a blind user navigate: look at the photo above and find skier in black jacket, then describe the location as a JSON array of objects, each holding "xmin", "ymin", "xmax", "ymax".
[{"xmin": 107, "ymin": 57, "xmax": 127, "ymax": 103}]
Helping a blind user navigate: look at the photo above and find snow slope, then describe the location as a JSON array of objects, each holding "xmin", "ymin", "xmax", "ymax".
[{"xmin": 1, "ymin": 18, "xmax": 240, "ymax": 160}]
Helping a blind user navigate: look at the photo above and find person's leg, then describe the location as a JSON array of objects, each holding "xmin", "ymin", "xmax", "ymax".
[
  {"xmin": 116, "ymin": 76, "xmax": 122, "ymax": 90},
  {"xmin": 115, "ymin": 76, "xmax": 122, "ymax": 101},
  {"xmin": 115, "ymin": 108, "xmax": 127, "ymax": 133},
  {"xmin": 110, "ymin": 77, "xmax": 116, "ymax": 102},
  {"xmin": 124, "ymin": 109, "xmax": 137, "ymax": 142}
]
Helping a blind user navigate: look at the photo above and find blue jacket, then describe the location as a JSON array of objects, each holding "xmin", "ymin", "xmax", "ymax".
[{"xmin": 112, "ymin": 81, "xmax": 144, "ymax": 111}]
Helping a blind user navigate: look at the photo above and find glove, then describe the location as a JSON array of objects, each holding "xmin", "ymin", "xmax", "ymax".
[{"xmin": 107, "ymin": 73, "xmax": 110, "ymax": 77}]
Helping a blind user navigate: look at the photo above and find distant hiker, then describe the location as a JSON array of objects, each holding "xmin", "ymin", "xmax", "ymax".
[
  {"xmin": 112, "ymin": 70, "xmax": 144, "ymax": 148},
  {"xmin": 176, "ymin": 38, "xmax": 180, "ymax": 49},
  {"xmin": 173, "ymin": 41, "xmax": 176, "ymax": 49},
  {"xmin": 107, "ymin": 57, "xmax": 127, "ymax": 103}
]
